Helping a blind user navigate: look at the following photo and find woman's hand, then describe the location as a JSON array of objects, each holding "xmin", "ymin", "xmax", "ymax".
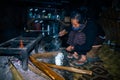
[
  {"xmin": 59, "ymin": 29, "xmax": 68, "ymax": 37},
  {"xmin": 66, "ymin": 46, "xmax": 74, "ymax": 52}
]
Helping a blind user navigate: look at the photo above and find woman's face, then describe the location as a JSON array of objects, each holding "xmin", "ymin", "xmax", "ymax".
[{"xmin": 71, "ymin": 19, "xmax": 80, "ymax": 28}]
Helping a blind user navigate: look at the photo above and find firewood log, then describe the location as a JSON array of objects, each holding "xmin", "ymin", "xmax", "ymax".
[
  {"xmin": 29, "ymin": 56, "xmax": 65, "ymax": 80},
  {"xmin": 40, "ymin": 62, "xmax": 92, "ymax": 75}
]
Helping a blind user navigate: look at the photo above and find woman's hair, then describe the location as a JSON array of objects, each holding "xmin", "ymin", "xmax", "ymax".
[{"xmin": 70, "ymin": 10, "xmax": 87, "ymax": 24}]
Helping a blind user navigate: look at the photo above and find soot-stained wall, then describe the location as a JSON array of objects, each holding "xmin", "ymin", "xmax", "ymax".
[{"xmin": 0, "ymin": 2, "xmax": 27, "ymax": 43}]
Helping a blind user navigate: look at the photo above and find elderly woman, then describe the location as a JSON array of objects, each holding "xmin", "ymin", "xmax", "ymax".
[{"xmin": 59, "ymin": 10, "xmax": 98, "ymax": 66}]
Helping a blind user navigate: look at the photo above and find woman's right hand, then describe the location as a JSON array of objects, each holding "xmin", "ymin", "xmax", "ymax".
[{"xmin": 59, "ymin": 29, "xmax": 67, "ymax": 37}]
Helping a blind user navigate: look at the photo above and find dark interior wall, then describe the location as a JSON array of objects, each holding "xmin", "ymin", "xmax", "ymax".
[
  {"xmin": 99, "ymin": 7, "xmax": 120, "ymax": 46},
  {"xmin": 0, "ymin": 0, "xmax": 116, "ymax": 44},
  {"xmin": 0, "ymin": 2, "xmax": 27, "ymax": 43}
]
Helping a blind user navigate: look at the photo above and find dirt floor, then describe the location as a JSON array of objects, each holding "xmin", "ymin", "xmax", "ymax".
[{"xmin": 98, "ymin": 45, "xmax": 120, "ymax": 80}]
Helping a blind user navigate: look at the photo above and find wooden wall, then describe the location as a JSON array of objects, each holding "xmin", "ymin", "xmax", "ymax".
[{"xmin": 99, "ymin": 7, "xmax": 120, "ymax": 46}]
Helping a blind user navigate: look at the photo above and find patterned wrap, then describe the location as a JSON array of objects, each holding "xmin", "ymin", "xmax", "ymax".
[{"xmin": 67, "ymin": 31, "xmax": 86, "ymax": 46}]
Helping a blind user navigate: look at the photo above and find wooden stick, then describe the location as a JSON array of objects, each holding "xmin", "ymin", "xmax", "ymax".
[
  {"xmin": 28, "ymin": 63, "xmax": 52, "ymax": 80},
  {"xmin": 29, "ymin": 56, "xmax": 65, "ymax": 80},
  {"xmin": 9, "ymin": 61, "xmax": 24, "ymax": 80},
  {"xmin": 31, "ymin": 51, "xmax": 59, "ymax": 59},
  {"xmin": 41, "ymin": 62, "xmax": 92, "ymax": 75}
]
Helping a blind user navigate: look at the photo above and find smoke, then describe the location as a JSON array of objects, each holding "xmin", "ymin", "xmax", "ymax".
[{"xmin": 39, "ymin": 36, "xmax": 62, "ymax": 52}]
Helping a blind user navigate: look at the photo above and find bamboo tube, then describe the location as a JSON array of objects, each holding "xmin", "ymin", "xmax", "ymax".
[
  {"xmin": 31, "ymin": 51, "xmax": 59, "ymax": 59},
  {"xmin": 9, "ymin": 61, "xmax": 24, "ymax": 80},
  {"xmin": 28, "ymin": 63, "xmax": 52, "ymax": 80},
  {"xmin": 41, "ymin": 62, "xmax": 92, "ymax": 75},
  {"xmin": 29, "ymin": 56, "xmax": 65, "ymax": 80}
]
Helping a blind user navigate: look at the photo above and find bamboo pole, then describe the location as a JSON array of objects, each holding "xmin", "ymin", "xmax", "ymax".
[
  {"xmin": 41, "ymin": 62, "xmax": 92, "ymax": 75},
  {"xmin": 29, "ymin": 56, "xmax": 65, "ymax": 80},
  {"xmin": 9, "ymin": 61, "xmax": 24, "ymax": 80}
]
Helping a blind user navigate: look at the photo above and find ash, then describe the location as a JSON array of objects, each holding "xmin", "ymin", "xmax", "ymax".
[
  {"xmin": 0, "ymin": 56, "xmax": 13, "ymax": 80},
  {"xmin": 9, "ymin": 56, "xmax": 47, "ymax": 80}
]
